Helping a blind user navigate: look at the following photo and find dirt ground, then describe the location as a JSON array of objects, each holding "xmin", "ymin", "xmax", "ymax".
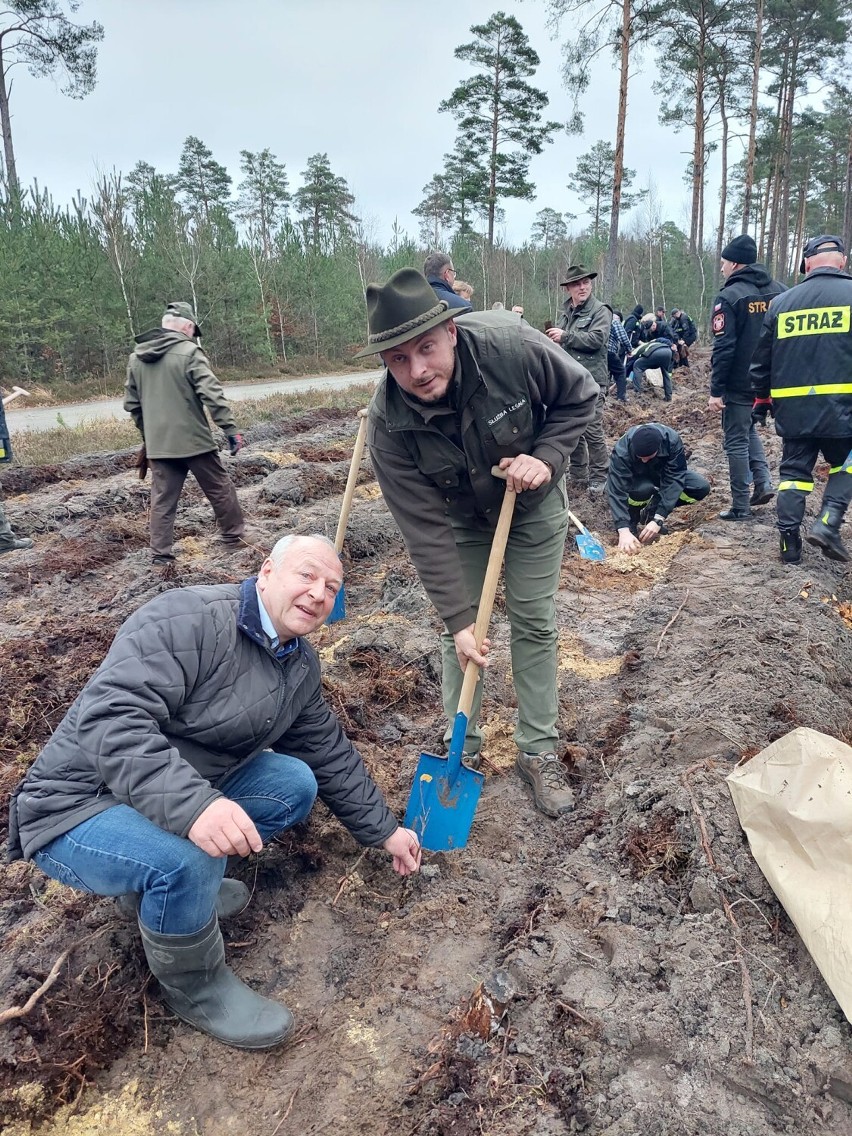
[{"xmin": 2, "ymin": 355, "xmax": 852, "ymax": 1136}]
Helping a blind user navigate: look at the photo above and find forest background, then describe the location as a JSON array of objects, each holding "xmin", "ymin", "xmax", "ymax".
[{"xmin": 3, "ymin": 0, "xmax": 852, "ymax": 392}]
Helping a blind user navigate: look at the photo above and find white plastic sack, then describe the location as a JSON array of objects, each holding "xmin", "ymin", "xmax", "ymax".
[
  {"xmin": 727, "ymin": 727, "xmax": 852, "ymax": 1022},
  {"xmin": 645, "ymin": 367, "xmax": 664, "ymax": 389}
]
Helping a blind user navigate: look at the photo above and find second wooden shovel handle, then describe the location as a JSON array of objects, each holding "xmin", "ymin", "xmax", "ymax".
[
  {"xmin": 334, "ymin": 409, "xmax": 369, "ymax": 553},
  {"xmin": 457, "ymin": 466, "xmax": 516, "ymax": 718}
]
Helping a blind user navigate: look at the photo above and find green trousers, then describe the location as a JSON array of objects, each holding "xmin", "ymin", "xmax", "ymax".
[{"xmin": 440, "ymin": 480, "xmax": 568, "ymax": 755}]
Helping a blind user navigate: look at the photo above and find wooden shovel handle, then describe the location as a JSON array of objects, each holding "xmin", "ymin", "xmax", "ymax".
[
  {"xmin": 457, "ymin": 466, "xmax": 516, "ymax": 718},
  {"xmin": 334, "ymin": 409, "xmax": 369, "ymax": 553},
  {"xmin": 566, "ymin": 509, "xmax": 589, "ymax": 536}
]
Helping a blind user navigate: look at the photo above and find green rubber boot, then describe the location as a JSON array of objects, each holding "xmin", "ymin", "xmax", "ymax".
[{"xmin": 140, "ymin": 914, "xmax": 294, "ymax": 1050}]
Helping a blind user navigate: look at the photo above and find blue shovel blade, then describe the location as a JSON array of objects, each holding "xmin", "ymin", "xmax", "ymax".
[
  {"xmin": 404, "ymin": 751, "xmax": 485, "ymax": 852},
  {"xmin": 327, "ymin": 586, "xmax": 346, "ymax": 624},
  {"xmin": 575, "ymin": 532, "xmax": 606, "ymax": 561}
]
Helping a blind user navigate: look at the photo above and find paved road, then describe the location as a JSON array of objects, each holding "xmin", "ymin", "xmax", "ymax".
[{"xmin": 5, "ymin": 370, "xmax": 381, "ymax": 433}]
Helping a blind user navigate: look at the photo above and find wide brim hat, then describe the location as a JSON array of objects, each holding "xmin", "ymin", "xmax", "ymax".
[
  {"xmin": 355, "ymin": 268, "xmax": 458, "ymax": 358},
  {"xmin": 560, "ymin": 264, "xmax": 598, "ymax": 285}
]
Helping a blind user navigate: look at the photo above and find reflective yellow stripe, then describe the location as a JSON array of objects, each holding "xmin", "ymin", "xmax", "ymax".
[
  {"xmin": 627, "ymin": 496, "xmax": 651, "ymax": 506},
  {"xmin": 778, "ymin": 480, "xmax": 814, "ymax": 491},
  {"xmin": 777, "ymin": 306, "xmax": 851, "ymax": 338},
  {"xmin": 829, "ymin": 465, "xmax": 852, "ymax": 475},
  {"xmin": 678, "ymin": 492, "xmax": 698, "ymax": 503},
  {"xmin": 771, "ymin": 383, "xmax": 852, "ymax": 397}
]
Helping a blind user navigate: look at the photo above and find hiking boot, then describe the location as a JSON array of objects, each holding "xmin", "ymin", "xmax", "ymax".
[
  {"xmin": 0, "ymin": 536, "xmax": 33, "ymax": 554},
  {"xmin": 516, "ymin": 752, "xmax": 575, "ymax": 817},
  {"xmin": 139, "ymin": 914, "xmax": 294, "ymax": 1049},
  {"xmin": 117, "ymin": 878, "xmax": 250, "ymax": 921},
  {"xmin": 779, "ymin": 528, "xmax": 802, "ymax": 565},
  {"xmin": 750, "ymin": 483, "xmax": 775, "ymax": 507},
  {"xmin": 806, "ymin": 505, "xmax": 850, "ymax": 562},
  {"xmin": 588, "ymin": 481, "xmax": 607, "ymax": 497},
  {"xmin": 152, "ymin": 552, "xmax": 175, "ymax": 565},
  {"xmin": 461, "ymin": 751, "xmax": 481, "ymax": 771},
  {"xmin": 718, "ymin": 507, "xmax": 752, "ymax": 521}
]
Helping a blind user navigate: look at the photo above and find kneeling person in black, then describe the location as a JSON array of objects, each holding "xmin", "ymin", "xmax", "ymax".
[{"xmin": 607, "ymin": 424, "xmax": 711, "ymax": 553}]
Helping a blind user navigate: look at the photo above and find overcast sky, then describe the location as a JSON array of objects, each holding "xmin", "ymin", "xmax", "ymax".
[{"xmin": 15, "ymin": 0, "xmax": 705, "ymax": 246}]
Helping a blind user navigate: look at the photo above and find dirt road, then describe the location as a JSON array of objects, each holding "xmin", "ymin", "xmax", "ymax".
[
  {"xmin": 4, "ymin": 370, "xmax": 379, "ymax": 433},
  {"xmin": 2, "ymin": 363, "xmax": 852, "ymax": 1135}
]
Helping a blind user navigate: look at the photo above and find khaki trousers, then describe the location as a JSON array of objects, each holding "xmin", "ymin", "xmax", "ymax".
[
  {"xmin": 440, "ymin": 481, "xmax": 568, "ymax": 756},
  {"xmin": 148, "ymin": 451, "xmax": 245, "ymax": 558}
]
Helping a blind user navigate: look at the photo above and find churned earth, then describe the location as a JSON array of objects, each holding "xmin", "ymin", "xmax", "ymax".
[{"xmin": 2, "ymin": 355, "xmax": 852, "ymax": 1136}]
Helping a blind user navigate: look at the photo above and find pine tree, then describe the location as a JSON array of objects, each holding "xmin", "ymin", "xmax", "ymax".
[
  {"xmin": 0, "ymin": 2, "xmax": 104, "ymax": 198},
  {"xmin": 530, "ymin": 207, "xmax": 569, "ymax": 249},
  {"xmin": 439, "ymin": 11, "xmax": 560, "ymax": 248},
  {"xmin": 236, "ymin": 148, "xmax": 290, "ymax": 258},
  {"xmin": 294, "ymin": 153, "xmax": 358, "ymax": 254},
  {"xmin": 567, "ymin": 140, "xmax": 645, "ymax": 238},
  {"xmin": 174, "ymin": 136, "xmax": 233, "ymax": 228}
]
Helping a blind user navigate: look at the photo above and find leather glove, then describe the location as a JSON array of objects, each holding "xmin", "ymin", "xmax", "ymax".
[
  {"xmin": 227, "ymin": 433, "xmax": 244, "ymax": 456},
  {"xmin": 751, "ymin": 399, "xmax": 773, "ymax": 427}
]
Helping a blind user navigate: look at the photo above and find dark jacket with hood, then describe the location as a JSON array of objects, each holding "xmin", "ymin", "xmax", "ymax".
[
  {"xmin": 124, "ymin": 329, "xmax": 237, "ymax": 458},
  {"xmin": 556, "ymin": 294, "xmax": 612, "ymax": 386},
  {"xmin": 427, "ymin": 276, "xmax": 473, "ymax": 312},
  {"xmin": 623, "ymin": 305, "xmax": 644, "ymax": 346},
  {"xmin": 606, "ymin": 423, "xmax": 690, "ymax": 530},
  {"xmin": 367, "ymin": 311, "xmax": 598, "ymax": 633},
  {"xmin": 8, "ymin": 579, "xmax": 397, "ymax": 862},
  {"xmin": 710, "ymin": 264, "xmax": 786, "ymax": 404},
  {"xmin": 749, "ymin": 266, "xmax": 852, "ymax": 439}
]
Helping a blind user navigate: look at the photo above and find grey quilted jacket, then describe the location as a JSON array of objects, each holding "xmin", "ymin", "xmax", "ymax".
[{"xmin": 7, "ymin": 579, "xmax": 398, "ymax": 861}]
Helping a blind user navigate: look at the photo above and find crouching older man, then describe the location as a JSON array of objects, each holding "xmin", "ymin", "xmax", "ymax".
[{"xmin": 7, "ymin": 535, "xmax": 421, "ymax": 1050}]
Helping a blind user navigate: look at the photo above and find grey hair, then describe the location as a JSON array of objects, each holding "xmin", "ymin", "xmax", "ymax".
[
  {"xmin": 267, "ymin": 532, "xmax": 339, "ymax": 567},
  {"xmin": 423, "ymin": 251, "xmax": 452, "ymax": 278},
  {"xmin": 162, "ymin": 313, "xmax": 195, "ymax": 335}
]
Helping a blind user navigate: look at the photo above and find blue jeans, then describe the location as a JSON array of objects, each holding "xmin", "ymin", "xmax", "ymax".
[
  {"xmin": 722, "ymin": 401, "xmax": 771, "ymax": 511},
  {"xmin": 33, "ymin": 752, "xmax": 318, "ymax": 935}
]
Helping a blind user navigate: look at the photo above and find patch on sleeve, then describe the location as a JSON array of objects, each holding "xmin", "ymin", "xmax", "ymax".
[
  {"xmin": 713, "ymin": 302, "xmax": 722, "ymax": 311},
  {"xmin": 712, "ymin": 312, "xmax": 726, "ymax": 335}
]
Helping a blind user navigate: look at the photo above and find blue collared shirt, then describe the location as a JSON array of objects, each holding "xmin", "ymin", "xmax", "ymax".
[{"xmin": 255, "ymin": 584, "xmax": 299, "ymax": 658}]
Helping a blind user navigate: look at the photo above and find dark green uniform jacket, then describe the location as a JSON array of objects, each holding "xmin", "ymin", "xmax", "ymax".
[
  {"xmin": 557, "ymin": 295, "xmax": 612, "ymax": 386},
  {"xmin": 367, "ymin": 312, "xmax": 598, "ymax": 633},
  {"xmin": 124, "ymin": 329, "xmax": 237, "ymax": 459},
  {"xmin": 710, "ymin": 264, "xmax": 786, "ymax": 404},
  {"xmin": 606, "ymin": 424, "xmax": 690, "ymax": 529},
  {"xmin": 749, "ymin": 266, "xmax": 852, "ymax": 439}
]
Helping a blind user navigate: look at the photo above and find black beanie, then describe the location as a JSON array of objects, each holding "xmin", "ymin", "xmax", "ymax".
[
  {"xmin": 721, "ymin": 234, "xmax": 757, "ymax": 265},
  {"xmin": 631, "ymin": 425, "xmax": 662, "ymax": 458}
]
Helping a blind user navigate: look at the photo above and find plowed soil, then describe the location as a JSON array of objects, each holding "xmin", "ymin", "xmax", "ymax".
[{"xmin": 2, "ymin": 356, "xmax": 852, "ymax": 1136}]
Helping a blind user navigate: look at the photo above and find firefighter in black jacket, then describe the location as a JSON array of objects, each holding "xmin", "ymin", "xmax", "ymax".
[
  {"xmin": 708, "ymin": 234, "xmax": 786, "ymax": 521},
  {"xmin": 750, "ymin": 234, "xmax": 852, "ymax": 564},
  {"xmin": 606, "ymin": 423, "xmax": 711, "ymax": 554}
]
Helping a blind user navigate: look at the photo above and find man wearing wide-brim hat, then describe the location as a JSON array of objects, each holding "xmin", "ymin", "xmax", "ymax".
[
  {"xmin": 359, "ymin": 268, "xmax": 599, "ymax": 818},
  {"xmin": 546, "ymin": 265, "xmax": 612, "ymax": 493},
  {"xmin": 750, "ymin": 233, "xmax": 852, "ymax": 564}
]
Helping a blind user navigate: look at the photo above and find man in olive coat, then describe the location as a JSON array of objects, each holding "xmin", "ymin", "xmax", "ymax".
[
  {"xmin": 124, "ymin": 302, "xmax": 246, "ymax": 564},
  {"xmin": 546, "ymin": 265, "xmax": 612, "ymax": 492}
]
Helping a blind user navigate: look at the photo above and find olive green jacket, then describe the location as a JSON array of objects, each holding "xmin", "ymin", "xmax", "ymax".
[
  {"xmin": 124, "ymin": 329, "xmax": 237, "ymax": 459},
  {"xmin": 557, "ymin": 294, "xmax": 612, "ymax": 387}
]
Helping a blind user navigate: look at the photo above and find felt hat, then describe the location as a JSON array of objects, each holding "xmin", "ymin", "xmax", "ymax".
[
  {"xmin": 355, "ymin": 268, "xmax": 457, "ymax": 358},
  {"xmin": 560, "ymin": 264, "xmax": 597, "ymax": 285},
  {"xmin": 799, "ymin": 234, "xmax": 845, "ymax": 274},
  {"xmin": 165, "ymin": 301, "xmax": 200, "ymax": 338},
  {"xmin": 720, "ymin": 234, "xmax": 757, "ymax": 265}
]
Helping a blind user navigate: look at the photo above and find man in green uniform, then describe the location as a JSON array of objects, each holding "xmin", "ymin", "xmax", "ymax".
[
  {"xmin": 359, "ymin": 269, "xmax": 598, "ymax": 818},
  {"xmin": 124, "ymin": 302, "xmax": 246, "ymax": 564},
  {"xmin": 546, "ymin": 265, "xmax": 612, "ymax": 493}
]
